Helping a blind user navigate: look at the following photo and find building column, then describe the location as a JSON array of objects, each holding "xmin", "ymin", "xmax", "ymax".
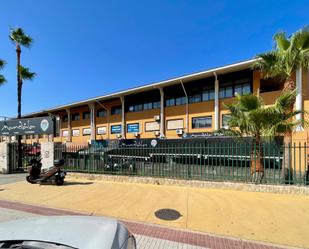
[
  {"xmin": 214, "ymin": 72, "xmax": 219, "ymax": 130},
  {"xmin": 66, "ymin": 108, "xmax": 72, "ymax": 142},
  {"xmin": 295, "ymin": 68, "xmax": 304, "ymax": 131},
  {"xmin": 88, "ymin": 103, "xmax": 96, "ymax": 141},
  {"xmin": 120, "ymin": 96, "xmax": 125, "ymax": 138},
  {"xmin": 159, "ymin": 88, "xmax": 165, "ymax": 138}
]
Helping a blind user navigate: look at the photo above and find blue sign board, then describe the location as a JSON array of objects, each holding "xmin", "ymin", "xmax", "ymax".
[
  {"xmin": 111, "ymin": 125, "xmax": 121, "ymax": 134},
  {"xmin": 127, "ymin": 123, "xmax": 140, "ymax": 133}
]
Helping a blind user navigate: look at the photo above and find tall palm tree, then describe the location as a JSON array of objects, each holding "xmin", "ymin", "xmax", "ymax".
[
  {"xmin": 220, "ymin": 91, "xmax": 302, "ymax": 183},
  {"xmin": 9, "ymin": 27, "xmax": 33, "ymax": 119},
  {"xmin": 253, "ymin": 27, "xmax": 309, "ymax": 178},
  {"xmin": 9, "ymin": 27, "xmax": 33, "ymax": 169},
  {"xmin": 0, "ymin": 59, "xmax": 6, "ymax": 85}
]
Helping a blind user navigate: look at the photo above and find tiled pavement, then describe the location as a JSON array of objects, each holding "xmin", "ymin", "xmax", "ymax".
[{"xmin": 0, "ymin": 199, "xmax": 289, "ymax": 249}]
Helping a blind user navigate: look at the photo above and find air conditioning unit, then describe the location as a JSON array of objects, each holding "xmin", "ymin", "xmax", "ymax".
[
  {"xmin": 116, "ymin": 134, "xmax": 122, "ymax": 138},
  {"xmin": 176, "ymin": 129, "xmax": 183, "ymax": 135},
  {"xmin": 154, "ymin": 115, "xmax": 160, "ymax": 121},
  {"xmin": 134, "ymin": 132, "xmax": 139, "ymax": 137},
  {"xmin": 154, "ymin": 131, "xmax": 160, "ymax": 136}
]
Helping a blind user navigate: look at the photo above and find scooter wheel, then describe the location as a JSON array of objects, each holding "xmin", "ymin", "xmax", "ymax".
[
  {"xmin": 26, "ymin": 176, "xmax": 36, "ymax": 184},
  {"xmin": 55, "ymin": 176, "xmax": 64, "ymax": 186}
]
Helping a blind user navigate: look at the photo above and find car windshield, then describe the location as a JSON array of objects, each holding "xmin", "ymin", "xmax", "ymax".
[{"xmin": 0, "ymin": 241, "xmax": 75, "ymax": 249}]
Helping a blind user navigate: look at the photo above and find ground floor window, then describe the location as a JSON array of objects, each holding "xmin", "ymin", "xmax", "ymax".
[
  {"xmin": 192, "ymin": 116, "xmax": 212, "ymax": 129},
  {"xmin": 111, "ymin": 125, "xmax": 121, "ymax": 134},
  {"xmin": 83, "ymin": 128, "xmax": 91, "ymax": 136},
  {"xmin": 222, "ymin": 114, "xmax": 231, "ymax": 128},
  {"xmin": 127, "ymin": 123, "xmax": 140, "ymax": 133}
]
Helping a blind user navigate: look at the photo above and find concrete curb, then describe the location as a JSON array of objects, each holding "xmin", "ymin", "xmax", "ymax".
[{"xmin": 67, "ymin": 173, "xmax": 309, "ymax": 195}]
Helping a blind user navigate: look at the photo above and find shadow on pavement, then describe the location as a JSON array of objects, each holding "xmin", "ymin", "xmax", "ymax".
[{"xmin": 63, "ymin": 181, "xmax": 94, "ymax": 186}]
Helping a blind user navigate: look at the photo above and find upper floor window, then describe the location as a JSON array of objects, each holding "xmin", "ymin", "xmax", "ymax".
[
  {"xmin": 189, "ymin": 94, "xmax": 201, "ymax": 104},
  {"xmin": 234, "ymin": 79, "xmax": 250, "ymax": 95},
  {"xmin": 152, "ymin": 101, "xmax": 160, "ymax": 109},
  {"xmin": 202, "ymin": 89, "xmax": 215, "ymax": 101},
  {"xmin": 219, "ymin": 78, "xmax": 251, "ymax": 99},
  {"xmin": 82, "ymin": 111, "xmax": 90, "ymax": 120},
  {"xmin": 166, "ymin": 98, "xmax": 175, "ymax": 107},
  {"xmin": 219, "ymin": 83, "xmax": 233, "ymax": 98},
  {"xmin": 97, "ymin": 109, "xmax": 107, "ymax": 117},
  {"xmin": 62, "ymin": 115, "xmax": 68, "ymax": 122},
  {"xmin": 71, "ymin": 113, "xmax": 80, "ymax": 121},
  {"xmin": 111, "ymin": 106, "xmax": 122, "ymax": 115}
]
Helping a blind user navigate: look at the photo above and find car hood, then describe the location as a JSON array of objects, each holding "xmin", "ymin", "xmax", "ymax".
[{"xmin": 0, "ymin": 215, "xmax": 129, "ymax": 249}]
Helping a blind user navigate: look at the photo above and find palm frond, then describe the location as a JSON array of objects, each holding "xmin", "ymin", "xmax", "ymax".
[
  {"xmin": 0, "ymin": 74, "xmax": 6, "ymax": 85},
  {"xmin": 274, "ymin": 90, "xmax": 297, "ymax": 110},
  {"xmin": 274, "ymin": 31, "xmax": 290, "ymax": 51},
  {"xmin": 0, "ymin": 59, "xmax": 6, "ymax": 69},
  {"xmin": 9, "ymin": 27, "xmax": 33, "ymax": 47},
  {"xmin": 20, "ymin": 66, "xmax": 36, "ymax": 81}
]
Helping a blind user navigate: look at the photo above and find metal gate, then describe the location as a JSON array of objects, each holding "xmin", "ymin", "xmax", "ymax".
[{"xmin": 8, "ymin": 143, "xmax": 41, "ymax": 173}]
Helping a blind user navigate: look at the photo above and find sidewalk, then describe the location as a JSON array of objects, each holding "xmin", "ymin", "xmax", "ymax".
[{"xmin": 0, "ymin": 177, "xmax": 308, "ymax": 248}]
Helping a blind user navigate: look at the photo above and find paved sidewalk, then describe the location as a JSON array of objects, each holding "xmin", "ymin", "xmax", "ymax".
[
  {"xmin": 0, "ymin": 178, "xmax": 308, "ymax": 247},
  {"xmin": 0, "ymin": 200, "xmax": 285, "ymax": 249}
]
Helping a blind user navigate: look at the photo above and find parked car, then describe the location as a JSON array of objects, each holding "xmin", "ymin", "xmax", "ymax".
[{"xmin": 0, "ymin": 216, "xmax": 136, "ymax": 249}]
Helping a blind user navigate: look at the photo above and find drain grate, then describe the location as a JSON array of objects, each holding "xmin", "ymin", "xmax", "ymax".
[{"xmin": 154, "ymin": 208, "xmax": 182, "ymax": 221}]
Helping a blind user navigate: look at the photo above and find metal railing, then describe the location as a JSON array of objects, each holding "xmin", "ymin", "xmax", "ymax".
[{"xmin": 54, "ymin": 141, "xmax": 309, "ymax": 185}]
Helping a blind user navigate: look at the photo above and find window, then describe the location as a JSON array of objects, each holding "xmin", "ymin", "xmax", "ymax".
[
  {"xmin": 166, "ymin": 119, "xmax": 184, "ymax": 130},
  {"xmin": 62, "ymin": 130, "xmax": 69, "ymax": 137},
  {"xmin": 202, "ymin": 89, "xmax": 215, "ymax": 101},
  {"xmin": 153, "ymin": 101, "xmax": 160, "ymax": 109},
  {"xmin": 166, "ymin": 98, "xmax": 175, "ymax": 107},
  {"xmin": 219, "ymin": 83, "xmax": 233, "ymax": 98},
  {"xmin": 189, "ymin": 93, "xmax": 201, "ymax": 103},
  {"xmin": 127, "ymin": 123, "xmax": 140, "ymax": 133},
  {"xmin": 71, "ymin": 113, "xmax": 80, "ymax": 121},
  {"xmin": 192, "ymin": 116, "xmax": 212, "ymax": 129},
  {"xmin": 82, "ymin": 111, "xmax": 90, "ymax": 120},
  {"xmin": 143, "ymin": 102, "xmax": 152, "ymax": 110},
  {"xmin": 97, "ymin": 126, "xmax": 107, "ymax": 135},
  {"xmin": 145, "ymin": 121, "xmax": 160, "ymax": 132},
  {"xmin": 97, "ymin": 109, "xmax": 107, "ymax": 117},
  {"xmin": 234, "ymin": 79, "xmax": 251, "ymax": 95},
  {"xmin": 82, "ymin": 128, "xmax": 91, "ymax": 136},
  {"xmin": 72, "ymin": 129, "xmax": 80, "ymax": 136},
  {"xmin": 111, "ymin": 106, "xmax": 122, "ymax": 115},
  {"xmin": 175, "ymin": 96, "xmax": 186, "ymax": 105},
  {"xmin": 222, "ymin": 114, "xmax": 231, "ymax": 128},
  {"xmin": 111, "ymin": 125, "xmax": 121, "ymax": 134},
  {"xmin": 62, "ymin": 115, "xmax": 68, "ymax": 122}
]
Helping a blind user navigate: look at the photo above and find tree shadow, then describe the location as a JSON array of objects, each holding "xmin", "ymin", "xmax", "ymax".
[{"xmin": 63, "ymin": 181, "xmax": 94, "ymax": 186}]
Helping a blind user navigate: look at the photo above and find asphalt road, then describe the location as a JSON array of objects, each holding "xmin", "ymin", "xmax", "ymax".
[{"xmin": 0, "ymin": 173, "xmax": 26, "ymax": 185}]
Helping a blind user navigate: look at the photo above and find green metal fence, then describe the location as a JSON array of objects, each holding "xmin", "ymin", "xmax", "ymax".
[{"xmin": 54, "ymin": 141, "xmax": 309, "ymax": 185}]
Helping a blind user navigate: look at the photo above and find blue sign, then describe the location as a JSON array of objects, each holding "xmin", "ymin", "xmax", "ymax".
[
  {"xmin": 111, "ymin": 125, "xmax": 121, "ymax": 134},
  {"xmin": 127, "ymin": 123, "xmax": 139, "ymax": 133}
]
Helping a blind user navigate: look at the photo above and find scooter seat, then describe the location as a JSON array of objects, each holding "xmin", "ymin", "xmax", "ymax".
[{"xmin": 54, "ymin": 159, "xmax": 65, "ymax": 167}]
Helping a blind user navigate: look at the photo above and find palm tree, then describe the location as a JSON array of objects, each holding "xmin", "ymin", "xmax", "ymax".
[
  {"xmin": 253, "ymin": 27, "xmax": 309, "ymax": 179},
  {"xmin": 9, "ymin": 27, "xmax": 33, "ymax": 169},
  {"xmin": 220, "ymin": 91, "xmax": 302, "ymax": 183},
  {"xmin": 9, "ymin": 27, "xmax": 33, "ymax": 119},
  {"xmin": 0, "ymin": 59, "xmax": 6, "ymax": 85}
]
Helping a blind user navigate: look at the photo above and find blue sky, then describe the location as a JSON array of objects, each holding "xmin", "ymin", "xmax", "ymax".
[{"xmin": 0, "ymin": 0, "xmax": 308, "ymax": 117}]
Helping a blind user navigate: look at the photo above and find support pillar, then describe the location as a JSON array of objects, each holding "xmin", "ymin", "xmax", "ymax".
[
  {"xmin": 120, "ymin": 96, "xmax": 125, "ymax": 139},
  {"xmin": 214, "ymin": 72, "xmax": 219, "ymax": 130},
  {"xmin": 295, "ymin": 68, "xmax": 304, "ymax": 131},
  {"xmin": 66, "ymin": 109, "xmax": 72, "ymax": 142},
  {"xmin": 159, "ymin": 88, "xmax": 165, "ymax": 138},
  {"xmin": 88, "ymin": 103, "xmax": 96, "ymax": 141}
]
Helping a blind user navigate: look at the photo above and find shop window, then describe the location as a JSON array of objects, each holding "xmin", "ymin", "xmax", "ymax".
[
  {"xmin": 82, "ymin": 111, "xmax": 90, "ymax": 120},
  {"xmin": 71, "ymin": 113, "xmax": 80, "ymax": 121},
  {"xmin": 192, "ymin": 116, "xmax": 212, "ymax": 129},
  {"xmin": 97, "ymin": 109, "xmax": 107, "ymax": 117},
  {"xmin": 111, "ymin": 106, "xmax": 122, "ymax": 115}
]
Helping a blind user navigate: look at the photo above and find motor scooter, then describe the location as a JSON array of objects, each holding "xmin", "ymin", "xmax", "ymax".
[{"xmin": 26, "ymin": 157, "xmax": 66, "ymax": 185}]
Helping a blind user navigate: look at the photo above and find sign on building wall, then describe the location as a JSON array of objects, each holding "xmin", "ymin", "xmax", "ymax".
[
  {"xmin": 97, "ymin": 126, "xmax": 107, "ymax": 135},
  {"xmin": 145, "ymin": 122, "xmax": 160, "ymax": 132},
  {"xmin": 62, "ymin": 130, "xmax": 69, "ymax": 137},
  {"xmin": 111, "ymin": 125, "xmax": 121, "ymax": 134},
  {"xmin": 166, "ymin": 119, "xmax": 184, "ymax": 130},
  {"xmin": 127, "ymin": 123, "xmax": 139, "ymax": 133},
  {"xmin": 0, "ymin": 116, "xmax": 54, "ymax": 136}
]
